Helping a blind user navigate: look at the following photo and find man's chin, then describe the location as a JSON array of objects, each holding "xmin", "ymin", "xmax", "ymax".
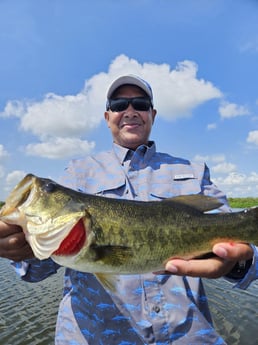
[{"xmin": 118, "ymin": 136, "xmax": 147, "ymax": 150}]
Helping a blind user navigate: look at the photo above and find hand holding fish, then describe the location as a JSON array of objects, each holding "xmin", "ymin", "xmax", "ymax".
[
  {"xmin": 165, "ymin": 242, "xmax": 254, "ymax": 278},
  {"xmin": 0, "ymin": 221, "xmax": 34, "ymax": 261}
]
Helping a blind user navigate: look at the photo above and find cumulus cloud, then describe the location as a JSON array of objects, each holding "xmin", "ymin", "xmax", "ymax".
[
  {"xmin": 247, "ymin": 130, "xmax": 258, "ymax": 146},
  {"xmin": 219, "ymin": 101, "xmax": 250, "ymax": 119},
  {"xmin": 193, "ymin": 153, "xmax": 236, "ymax": 175},
  {"xmin": 213, "ymin": 172, "xmax": 258, "ymax": 197},
  {"xmin": 25, "ymin": 137, "xmax": 95, "ymax": 159},
  {"xmin": 0, "ymin": 100, "xmax": 26, "ymax": 118},
  {"xmin": 20, "ymin": 93, "xmax": 101, "ymax": 140},
  {"xmin": 212, "ymin": 162, "xmax": 236, "ymax": 174},
  {"xmin": 193, "ymin": 153, "xmax": 226, "ymax": 164},
  {"xmin": 124, "ymin": 58, "xmax": 223, "ymax": 120},
  {"xmin": 193, "ymin": 152, "xmax": 258, "ymax": 196},
  {"xmin": 3, "ymin": 170, "xmax": 27, "ymax": 195},
  {"xmin": 0, "ymin": 54, "xmax": 223, "ymax": 159}
]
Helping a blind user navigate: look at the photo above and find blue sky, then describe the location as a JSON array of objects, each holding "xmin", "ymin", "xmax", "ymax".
[{"xmin": 0, "ymin": 0, "xmax": 258, "ymax": 199}]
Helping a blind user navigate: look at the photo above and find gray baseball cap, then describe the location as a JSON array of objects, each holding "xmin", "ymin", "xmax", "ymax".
[{"xmin": 107, "ymin": 74, "xmax": 153, "ymax": 103}]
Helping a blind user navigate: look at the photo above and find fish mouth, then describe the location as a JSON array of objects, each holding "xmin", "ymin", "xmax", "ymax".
[
  {"xmin": 0, "ymin": 174, "xmax": 35, "ymax": 219},
  {"xmin": 52, "ymin": 219, "xmax": 86, "ymax": 256}
]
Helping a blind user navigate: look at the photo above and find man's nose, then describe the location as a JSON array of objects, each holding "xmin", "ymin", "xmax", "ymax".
[{"xmin": 124, "ymin": 103, "xmax": 139, "ymax": 114}]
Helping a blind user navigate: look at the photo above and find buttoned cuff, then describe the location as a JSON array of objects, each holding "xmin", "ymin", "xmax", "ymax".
[{"xmin": 232, "ymin": 244, "xmax": 258, "ymax": 290}]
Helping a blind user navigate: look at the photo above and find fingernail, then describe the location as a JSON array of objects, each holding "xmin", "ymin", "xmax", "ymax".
[
  {"xmin": 165, "ymin": 263, "xmax": 178, "ymax": 273},
  {"xmin": 215, "ymin": 246, "xmax": 227, "ymax": 258}
]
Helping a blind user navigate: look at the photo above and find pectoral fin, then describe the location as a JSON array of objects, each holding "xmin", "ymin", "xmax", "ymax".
[{"xmin": 93, "ymin": 244, "xmax": 133, "ymax": 266}]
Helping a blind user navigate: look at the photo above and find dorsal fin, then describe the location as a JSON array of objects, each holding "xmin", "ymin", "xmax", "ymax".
[{"xmin": 162, "ymin": 194, "xmax": 223, "ymax": 212}]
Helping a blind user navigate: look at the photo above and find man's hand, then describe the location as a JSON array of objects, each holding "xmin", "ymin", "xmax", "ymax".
[
  {"xmin": 165, "ymin": 242, "xmax": 254, "ymax": 278},
  {"xmin": 0, "ymin": 221, "xmax": 34, "ymax": 261}
]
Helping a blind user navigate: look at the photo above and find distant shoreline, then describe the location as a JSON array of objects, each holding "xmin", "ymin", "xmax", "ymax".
[{"xmin": 228, "ymin": 197, "xmax": 258, "ymax": 208}]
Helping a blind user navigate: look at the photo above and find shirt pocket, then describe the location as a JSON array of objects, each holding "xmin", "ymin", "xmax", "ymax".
[
  {"xmin": 150, "ymin": 177, "xmax": 201, "ymax": 200},
  {"xmin": 85, "ymin": 177, "xmax": 127, "ymax": 198}
]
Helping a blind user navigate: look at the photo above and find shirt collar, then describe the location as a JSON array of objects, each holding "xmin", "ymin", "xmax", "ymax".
[{"xmin": 112, "ymin": 141, "xmax": 156, "ymax": 165}]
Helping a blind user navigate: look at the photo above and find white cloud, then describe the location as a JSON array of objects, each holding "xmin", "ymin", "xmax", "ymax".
[
  {"xmin": 207, "ymin": 123, "xmax": 217, "ymax": 130},
  {"xmin": 3, "ymin": 170, "xmax": 27, "ymax": 196},
  {"xmin": 247, "ymin": 130, "xmax": 258, "ymax": 146},
  {"xmin": 213, "ymin": 172, "xmax": 258, "ymax": 197},
  {"xmin": 138, "ymin": 59, "xmax": 222, "ymax": 120},
  {"xmin": 193, "ymin": 153, "xmax": 258, "ymax": 197},
  {"xmin": 212, "ymin": 162, "xmax": 236, "ymax": 174},
  {"xmin": 0, "ymin": 100, "xmax": 25, "ymax": 118},
  {"xmin": 219, "ymin": 101, "xmax": 250, "ymax": 119},
  {"xmin": 8, "ymin": 93, "xmax": 102, "ymax": 140},
  {"xmin": 0, "ymin": 55, "xmax": 223, "ymax": 161},
  {"xmin": 193, "ymin": 153, "xmax": 226, "ymax": 164},
  {"xmin": 25, "ymin": 137, "xmax": 95, "ymax": 159}
]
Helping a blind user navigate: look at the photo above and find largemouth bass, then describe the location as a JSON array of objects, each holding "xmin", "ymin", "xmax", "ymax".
[{"xmin": 1, "ymin": 174, "xmax": 258, "ymax": 280}]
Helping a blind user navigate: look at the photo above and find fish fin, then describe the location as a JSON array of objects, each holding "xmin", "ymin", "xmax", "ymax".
[
  {"xmin": 163, "ymin": 194, "xmax": 223, "ymax": 212},
  {"xmin": 93, "ymin": 245, "xmax": 133, "ymax": 266},
  {"xmin": 95, "ymin": 273, "xmax": 120, "ymax": 292}
]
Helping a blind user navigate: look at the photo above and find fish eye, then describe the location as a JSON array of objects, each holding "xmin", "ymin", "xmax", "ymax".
[{"xmin": 44, "ymin": 182, "xmax": 56, "ymax": 193}]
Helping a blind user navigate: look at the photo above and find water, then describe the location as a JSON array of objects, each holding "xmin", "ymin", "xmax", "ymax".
[
  {"xmin": 0, "ymin": 259, "xmax": 63, "ymax": 345},
  {"xmin": 204, "ymin": 278, "xmax": 258, "ymax": 345},
  {"xmin": 0, "ymin": 259, "xmax": 257, "ymax": 345}
]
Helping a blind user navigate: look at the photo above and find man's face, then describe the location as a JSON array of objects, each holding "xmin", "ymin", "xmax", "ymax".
[{"xmin": 104, "ymin": 85, "xmax": 157, "ymax": 150}]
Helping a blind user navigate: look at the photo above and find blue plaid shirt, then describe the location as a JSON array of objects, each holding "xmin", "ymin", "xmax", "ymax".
[{"xmin": 13, "ymin": 142, "xmax": 258, "ymax": 345}]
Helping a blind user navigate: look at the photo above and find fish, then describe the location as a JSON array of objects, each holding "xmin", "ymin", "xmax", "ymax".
[{"xmin": 1, "ymin": 173, "xmax": 258, "ymax": 289}]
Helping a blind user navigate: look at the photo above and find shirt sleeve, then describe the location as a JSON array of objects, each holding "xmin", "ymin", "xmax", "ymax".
[
  {"xmin": 11, "ymin": 258, "xmax": 60, "ymax": 282},
  {"xmin": 230, "ymin": 244, "xmax": 258, "ymax": 290}
]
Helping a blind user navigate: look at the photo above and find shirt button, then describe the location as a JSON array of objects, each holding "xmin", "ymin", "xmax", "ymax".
[{"xmin": 152, "ymin": 306, "xmax": 160, "ymax": 313}]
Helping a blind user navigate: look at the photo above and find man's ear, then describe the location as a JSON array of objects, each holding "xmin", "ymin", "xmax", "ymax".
[
  {"xmin": 152, "ymin": 109, "xmax": 157, "ymax": 124},
  {"xmin": 104, "ymin": 111, "xmax": 110, "ymax": 127}
]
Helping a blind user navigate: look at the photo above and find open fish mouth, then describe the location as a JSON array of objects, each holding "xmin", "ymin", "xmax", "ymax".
[
  {"xmin": 0, "ymin": 175, "xmax": 34, "ymax": 219},
  {"xmin": 0, "ymin": 174, "xmax": 88, "ymax": 260}
]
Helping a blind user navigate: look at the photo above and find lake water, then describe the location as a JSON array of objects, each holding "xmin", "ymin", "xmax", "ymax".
[{"xmin": 0, "ymin": 259, "xmax": 257, "ymax": 345}]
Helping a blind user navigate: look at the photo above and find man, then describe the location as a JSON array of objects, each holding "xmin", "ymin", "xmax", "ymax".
[{"xmin": 0, "ymin": 75, "xmax": 257, "ymax": 344}]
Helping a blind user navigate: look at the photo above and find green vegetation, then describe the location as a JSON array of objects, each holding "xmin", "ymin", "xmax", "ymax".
[
  {"xmin": 228, "ymin": 197, "xmax": 258, "ymax": 208},
  {"xmin": 0, "ymin": 201, "xmax": 4, "ymax": 208}
]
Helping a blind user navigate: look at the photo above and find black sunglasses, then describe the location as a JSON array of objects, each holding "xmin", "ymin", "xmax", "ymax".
[{"xmin": 106, "ymin": 97, "xmax": 152, "ymax": 112}]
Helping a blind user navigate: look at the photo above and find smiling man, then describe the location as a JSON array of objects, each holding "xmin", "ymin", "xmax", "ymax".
[
  {"xmin": 105, "ymin": 76, "xmax": 156, "ymax": 150},
  {"xmin": 0, "ymin": 75, "xmax": 257, "ymax": 345}
]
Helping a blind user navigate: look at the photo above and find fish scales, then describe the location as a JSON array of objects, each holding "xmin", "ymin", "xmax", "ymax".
[
  {"xmin": 86, "ymin": 197, "xmax": 257, "ymax": 272},
  {"xmin": 1, "ymin": 174, "xmax": 258, "ymax": 277}
]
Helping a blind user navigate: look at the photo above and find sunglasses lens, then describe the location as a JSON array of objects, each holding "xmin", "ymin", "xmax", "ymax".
[
  {"xmin": 131, "ymin": 98, "xmax": 151, "ymax": 111},
  {"xmin": 109, "ymin": 98, "xmax": 151, "ymax": 112},
  {"xmin": 109, "ymin": 99, "xmax": 129, "ymax": 112}
]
